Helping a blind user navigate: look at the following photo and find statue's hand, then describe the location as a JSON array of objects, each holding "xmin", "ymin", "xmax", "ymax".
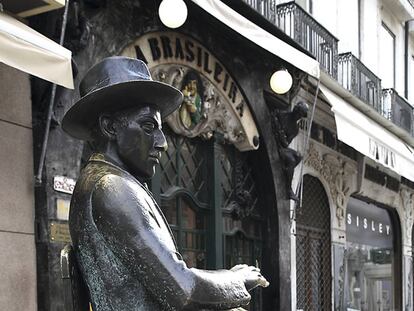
[{"xmin": 230, "ymin": 264, "xmax": 269, "ymax": 291}]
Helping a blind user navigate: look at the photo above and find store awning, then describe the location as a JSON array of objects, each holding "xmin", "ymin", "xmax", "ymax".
[
  {"xmin": 0, "ymin": 11, "xmax": 73, "ymax": 89},
  {"xmin": 190, "ymin": 0, "xmax": 320, "ymax": 79},
  {"xmin": 320, "ymin": 84, "xmax": 414, "ymax": 182}
]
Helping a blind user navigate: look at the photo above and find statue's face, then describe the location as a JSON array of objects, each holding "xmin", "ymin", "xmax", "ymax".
[{"xmin": 114, "ymin": 106, "xmax": 167, "ymax": 179}]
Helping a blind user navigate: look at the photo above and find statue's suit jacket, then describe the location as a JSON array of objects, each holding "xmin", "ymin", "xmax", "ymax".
[{"xmin": 69, "ymin": 153, "xmax": 250, "ymax": 311}]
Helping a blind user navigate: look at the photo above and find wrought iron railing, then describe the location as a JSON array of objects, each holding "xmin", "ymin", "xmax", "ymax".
[
  {"xmin": 241, "ymin": 0, "xmax": 414, "ymax": 136},
  {"xmin": 338, "ymin": 52, "xmax": 382, "ymax": 111},
  {"xmin": 382, "ymin": 89, "xmax": 413, "ymax": 134},
  {"xmin": 241, "ymin": 0, "xmax": 279, "ymax": 23},
  {"xmin": 275, "ymin": 2, "xmax": 338, "ymax": 78},
  {"xmin": 240, "ymin": 0, "xmax": 338, "ymax": 78}
]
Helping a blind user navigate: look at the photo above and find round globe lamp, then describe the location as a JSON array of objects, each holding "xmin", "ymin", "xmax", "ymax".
[
  {"xmin": 159, "ymin": 0, "xmax": 188, "ymax": 29},
  {"xmin": 270, "ymin": 69, "xmax": 293, "ymax": 94}
]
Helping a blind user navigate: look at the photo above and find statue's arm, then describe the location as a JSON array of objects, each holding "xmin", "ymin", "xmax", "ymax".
[{"xmin": 91, "ymin": 174, "xmax": 250, "ymax": 310}]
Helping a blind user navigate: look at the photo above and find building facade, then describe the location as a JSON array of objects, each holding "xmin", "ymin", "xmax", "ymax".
[
  {"xmin": 2, "ymin": 0, "xmax": 412, "ymax": 310},
  {"xmin": 270, "ymin": 0, "xmax": 414, "ymax": 310},
  {"xmin": 31, "ymin": 1, "xmax": 305, "ymax": 310},
  {"xmin": 0, "ymin": 63, "xmax": 37, "ymax": 310},
  {"xmin": 0, "ymin": 1, "xmax": 73, "ymax": 310}
]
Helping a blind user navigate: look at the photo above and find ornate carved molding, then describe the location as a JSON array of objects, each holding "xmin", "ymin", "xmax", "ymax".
[
  {"xmin": 121, "ymin": 32, "xmax": 260, "ymax": 151},
  {"xmin": 304, "ymin": 142, "xmax": 356, "ymax": 226},
  {"xmin": 400, "ymin": 187, "xmax": 414, "ymax": 244},
  {"xmin": 152, "ymin": 65, "xmax": 250, "ymax": 148}
]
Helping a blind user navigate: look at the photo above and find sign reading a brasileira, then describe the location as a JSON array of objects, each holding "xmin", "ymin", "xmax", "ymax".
[{"xmin": 121, "ymin": 31, "xmax": 260, "ymax": 151}]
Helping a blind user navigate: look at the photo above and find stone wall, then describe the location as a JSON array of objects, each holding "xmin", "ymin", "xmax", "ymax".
[{"xmin": 0, "ymin": 63, "xmax": 37, "ymax": 310}]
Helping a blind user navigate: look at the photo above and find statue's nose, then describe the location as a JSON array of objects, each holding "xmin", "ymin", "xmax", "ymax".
[{"xmin": 154, "ymin": 129, "xmax": 168, "ymax": 152}]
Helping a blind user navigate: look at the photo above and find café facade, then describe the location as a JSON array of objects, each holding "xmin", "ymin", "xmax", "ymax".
[{"xmin": 30, "ymin": 0, "xmax": 414, "ymax": 310}]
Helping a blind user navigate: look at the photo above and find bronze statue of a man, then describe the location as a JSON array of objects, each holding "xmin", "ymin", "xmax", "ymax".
[{"xmin": 62, "ymin": 57, "xmax": 268, "ymax": 311}]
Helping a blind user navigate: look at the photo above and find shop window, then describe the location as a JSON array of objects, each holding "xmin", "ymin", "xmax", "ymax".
[
  {"xmin": 346, "ymin": 197, "xmax": 400, "ymax": 311},
  {"xmin": 151, "ymin": 127, "xmax": 264, "ymax": 310},
  {"xmin": 296, "ymin": 174, "xmax": 332, "ymax": 311}
]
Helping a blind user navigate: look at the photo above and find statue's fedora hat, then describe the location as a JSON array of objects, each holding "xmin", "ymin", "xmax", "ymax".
[{"xmin": 62, "ymin": 56, "xmax": 183, "ymax": 140}]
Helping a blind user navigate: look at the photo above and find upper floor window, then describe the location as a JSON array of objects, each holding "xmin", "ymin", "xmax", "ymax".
[
  {"xmin": 379, "ymin": 23, "xmax": 395, "ymax": 89},
  {"xmin": 410, "ymin": 55, "xmax": 414, "ymax": 104}
]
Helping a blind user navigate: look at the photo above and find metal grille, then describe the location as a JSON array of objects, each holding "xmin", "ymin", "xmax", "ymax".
[
  {"xmin": 220, "ymin": 147, "xmax": 263, "ymax": 311},
  {"xmin": 382, "ymin": 88, "xmax": 413, "ymax": 135},
  {"xmin": 296, "ymin": 174, "xmax": 331, "ymax": 311},
  {"xmin": 276, "ymin": 1, "xmax": 338, "ymax": 78},
  {"xmin": 338, "ymin": 52, "xmax": 382, "ymax": 111},
  {"xmin": 157, "ymin": 131, "xmax": 263, "ymax": 309},
  {"xmin": 159, "ymin": 130, "xmax": 207, "ymax": 202},
  {"xmin": 158, "ymin": 130, "xmax": 209, "ymax": 269},
  {"xmin": 220, "ymin": 146, "xmax": 259, "ymax": 214}
]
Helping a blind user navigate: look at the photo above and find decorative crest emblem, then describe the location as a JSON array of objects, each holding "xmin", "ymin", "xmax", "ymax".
[{"xmin": 180, "ymin": 72, "xmax": 204, "ymax": 129}]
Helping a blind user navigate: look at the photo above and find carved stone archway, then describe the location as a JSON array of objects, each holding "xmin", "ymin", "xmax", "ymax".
[{"xmin": 303, "ymin": 141, "xmax": 357, "ymax": 230}]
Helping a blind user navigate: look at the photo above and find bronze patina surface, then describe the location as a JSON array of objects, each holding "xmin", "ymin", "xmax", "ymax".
[
  {"xmin": 272, "ymin": 102, "xmax": 309, "ymax": 201},
  {"xmin": 62, "ymin": 57, "xmax": 268, "ymax": 310}
]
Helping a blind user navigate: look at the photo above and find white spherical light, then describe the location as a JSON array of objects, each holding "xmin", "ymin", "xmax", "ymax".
[
  {"xmin": 159, "ymin": 0, "xmax": 188, "ymax": 29},
  {"xmin": 270, "ymin": 69, "xmax": 293, "ymax": 94}
]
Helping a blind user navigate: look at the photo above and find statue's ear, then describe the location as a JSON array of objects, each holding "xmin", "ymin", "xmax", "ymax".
[{"xmin": 98, "ymin": 114, "xmax": 116, "ymax": 140}]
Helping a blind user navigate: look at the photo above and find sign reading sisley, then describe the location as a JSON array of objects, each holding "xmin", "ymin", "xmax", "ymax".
[{"xmin": 346, "ymin": 197, "xmax": 393, "ymax": 248}]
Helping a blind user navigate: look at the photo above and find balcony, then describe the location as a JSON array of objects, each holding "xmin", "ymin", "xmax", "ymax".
[
  {"xmin": 241, "ymin": 0, "xmax": 278, "ymax": 22},
  {"xmin": 275, "ymin": 2, "xmax": 338, "ymax": 78},
  {"xmin": 276, "ymin": 2, "xmax": 338, "ymax": 78},
  {"xmin": 240, "ymin": 0, "xmax": 338, "ymax": 78},
  {"xmin": 382, "ymin": 89, "xmax": 413, "ymax": 135},
  {"xmin": 337, "ymin": 52, "xmax": 382, "ymax": 112},
  {"xmin": 240, "ymin": 0, "xmax": 414, "ymax": 137}
]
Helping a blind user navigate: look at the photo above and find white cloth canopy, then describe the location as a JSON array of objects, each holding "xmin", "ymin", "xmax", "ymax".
[
  {"xmin": 190, "ymin": 0, "xmax": 320, "ymax": 79},
  {"xmin": 0, "ymin": 11, "xmax": 73, "ymax": 89},
  {"xmin": 320, "ymin": 84, "xmax": 414, "ymax": 182}
]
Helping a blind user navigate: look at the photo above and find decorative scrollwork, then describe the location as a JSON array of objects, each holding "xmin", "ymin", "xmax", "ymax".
[
  {"xmin": 304, "ymin": 142, "xmax": 356, "ymax": 226},
  {"xmin": 400, "ymin": 187, "xmax": 414, "ymax": 244},
  {"xmin": 151, "ymin": 65, "xmax": 254, "ymax": 151},
  {"xmin": 229, "ymin": 153, "xmax": 254, "ymax": 219}
]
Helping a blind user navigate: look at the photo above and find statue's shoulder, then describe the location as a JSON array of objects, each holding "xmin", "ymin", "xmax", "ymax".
[
  {"xmin": 92, "ymin": 168, "xmax": 149, "ymax": 203},
  {"xmin": 80, "ymin": 156, "xmax": 134, "ymax": 185}
]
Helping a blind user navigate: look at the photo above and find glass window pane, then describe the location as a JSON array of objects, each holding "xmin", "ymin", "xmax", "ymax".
[
  {"xmin": 346, "ymin": 197, "xmax": 395, "ymax": 311},
  {"xmin": 180, "ymin": 198, "xmax": 207, "ymax": 269},
  {"xmin": 161, "ymin": 199, "xmax": 178, "ymax": 226},
  {"xmin": 379, "ymin": 23, "xmax": 395, "ymax": 89}
]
